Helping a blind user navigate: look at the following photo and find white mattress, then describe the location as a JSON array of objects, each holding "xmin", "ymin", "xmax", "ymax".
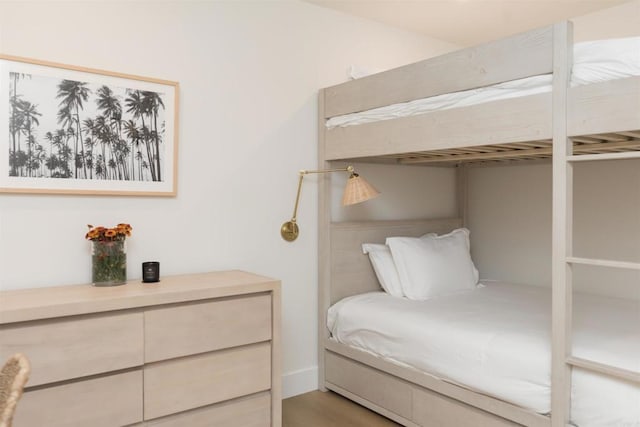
[
  {"xmin": 327, "ymin": 282, "xmax": 640, "ymax": 426},
  {"xmin": 326, "ymin": 37, "xmax": 640, "ymax": 129}
]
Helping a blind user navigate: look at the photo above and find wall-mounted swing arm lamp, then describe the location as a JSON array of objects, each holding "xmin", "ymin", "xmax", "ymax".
[{"xmin": 281, "ymin": 165, "xmax": 380, "ymax": 242}]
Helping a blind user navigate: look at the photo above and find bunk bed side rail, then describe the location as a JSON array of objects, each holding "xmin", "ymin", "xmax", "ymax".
[
  {"xmin": 324, "ymin": 93, "xmax": 552, "ymax": 160},
  {"xmin": 329, "ymin": 218, "xmax": 461, "ymax": 305},
  {"xmin": 568, "ymin": 76, "xmax": 640, "ymax": 137},
  {"xmin": 324, "ymin": 25, "xmax": 554, "ymax": 119}
]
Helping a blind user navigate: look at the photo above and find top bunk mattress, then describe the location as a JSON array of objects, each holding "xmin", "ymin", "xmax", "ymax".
[
  {"xmin": 326, "ymin": 37, "xmax": 640, "ymax": 129},
  {"xmin": 327, "ymin": 282, "xmax": 640, "ymax": 426}
]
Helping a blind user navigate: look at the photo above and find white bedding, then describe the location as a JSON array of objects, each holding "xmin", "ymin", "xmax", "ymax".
[
  {"xmin": 327, "ymin": 282, "xmax": 640, "ymax": 426},
  {"xmin": 326, "ymin": 37, "xmax": 640, "ymax": 129}
]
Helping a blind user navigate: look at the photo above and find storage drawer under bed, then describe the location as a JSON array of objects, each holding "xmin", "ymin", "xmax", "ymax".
[{"xmin": 325, "ymin": 351, "xmax": 521, "ymax": 427}]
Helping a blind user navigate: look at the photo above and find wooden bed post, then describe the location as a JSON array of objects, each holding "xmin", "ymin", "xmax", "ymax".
[
  {"xmin": 551, "ymin": 21, "xmax": 573, "ymax": 427},
  {"xmin": 317, "ymin": 88, "xmax": 331, "ymax": 392}
]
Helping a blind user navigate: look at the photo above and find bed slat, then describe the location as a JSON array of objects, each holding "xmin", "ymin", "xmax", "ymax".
[
  {"xmin": 329, "ymin": 134, "xmax": 640, "ymax": 167},
  {"xmin": 400, "ymin": 146, "xmax": 552, "ymax": 165}
]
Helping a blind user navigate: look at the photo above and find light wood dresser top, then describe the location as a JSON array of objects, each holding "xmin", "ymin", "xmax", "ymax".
[{"xmin": 0, "ymin": 270, "xmax": 279, "ymax": 324}]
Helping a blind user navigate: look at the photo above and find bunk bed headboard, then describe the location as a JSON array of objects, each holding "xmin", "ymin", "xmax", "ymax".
[{"xmin": 328, "ymin": 218, "xmax": 462, "ymax": 305}]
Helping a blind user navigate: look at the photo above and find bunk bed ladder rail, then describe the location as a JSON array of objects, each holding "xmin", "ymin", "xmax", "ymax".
[
  {"xmin": 562, "ymin": 189, "xmax": 640, "ymax": 387},
  {"xmin": 552, "ymin": 21, "xmax": 640, "ymax": 427},
  {"xmin": 559, "ymin": 163, "xmax": 640, "ymax": 411},
  {"xmin": 551, "ymin": 20, "xmax": 574, "ymax": 427}
]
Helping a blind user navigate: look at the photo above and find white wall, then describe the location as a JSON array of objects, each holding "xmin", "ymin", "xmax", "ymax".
[
  {"xmin": 467, "ymin": 161, "xmax": 640, "ymax": 300},
  {"xmin": 331, "ymin": 162, "xmax": 457, "ymax": 222},
  {"xmin": 467, "ymin": 163, "xmax": 552, "ymax": 286},
  {"xmin": 0, "ymin": 0, "xmax": 457, "ymax": 397},
  {"xmin": 572, "ymin": 0, "xmax": 640, "ymax": 42}
]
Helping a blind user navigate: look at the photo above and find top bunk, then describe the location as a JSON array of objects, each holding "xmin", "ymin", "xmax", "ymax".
[{"xmin": 320, "ymin": 22, "xmax": 640, "ymax": 166}]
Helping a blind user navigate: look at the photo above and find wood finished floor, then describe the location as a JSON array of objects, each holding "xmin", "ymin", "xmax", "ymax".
[{"xmin": 283, "ymin": 390, "xmax": 400, "ymax": 427}]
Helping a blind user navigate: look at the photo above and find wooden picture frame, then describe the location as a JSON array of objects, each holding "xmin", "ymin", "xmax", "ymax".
[{"xmin": 0, "ymin": 54, "xmax": 179, "ymax": 196}]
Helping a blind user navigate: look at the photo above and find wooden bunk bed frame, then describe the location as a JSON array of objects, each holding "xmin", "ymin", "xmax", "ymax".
[{"xmin": 317, "ymin": 22, "xmax": 640, "ymax": 427}]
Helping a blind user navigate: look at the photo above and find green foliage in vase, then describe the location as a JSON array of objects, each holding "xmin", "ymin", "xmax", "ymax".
[
  {"xmin": 86, "ymin": 223, "xmax": 132, "ymax": 285},
  {"xmin": 92, "ymin": 240, "xmax": 127, "ymax": 285}
]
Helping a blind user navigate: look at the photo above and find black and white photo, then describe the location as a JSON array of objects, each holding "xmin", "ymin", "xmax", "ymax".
[{"xmin": 0, "ymin": 55, "xmax": 178, "ymax": 195}]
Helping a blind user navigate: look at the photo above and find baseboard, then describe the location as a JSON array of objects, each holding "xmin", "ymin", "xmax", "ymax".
[{"xmin": 282, "ymin": 366, "xmax": 318, "ymax": 398}]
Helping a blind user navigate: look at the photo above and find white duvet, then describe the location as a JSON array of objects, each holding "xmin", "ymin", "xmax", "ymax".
[
  {"xmin": 326, "ymin": 37, "xmax": 640, "ymax": 129},
  {"xmin": 327, "ymin": 282, "xmax": 640, "ymax": 426}
]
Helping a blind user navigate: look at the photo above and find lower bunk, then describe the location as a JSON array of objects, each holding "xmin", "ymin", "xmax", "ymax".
[
  {"xmin": 325, "ymin": 283, "xmax": 640, "ymax": 427},
  {"xmin": 320, "ymin": 220, "xmax": 639, "ymax": 427}
]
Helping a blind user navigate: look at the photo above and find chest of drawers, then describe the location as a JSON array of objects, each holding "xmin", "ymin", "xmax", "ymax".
[{"xmin": 0, "ymin": 270, "xmax": 281, "ymax": 427}]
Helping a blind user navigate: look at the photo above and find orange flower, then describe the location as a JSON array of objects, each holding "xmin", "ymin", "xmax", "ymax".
[
  {"xmin": 116, "ymin": 224, "xmax": 132, "ymax": 237},
  {"xmin": 85, "ymin": 223, "xmax": 132, "ymax": 241}
]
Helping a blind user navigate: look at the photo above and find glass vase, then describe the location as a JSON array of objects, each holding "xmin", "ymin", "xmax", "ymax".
[{"xmin": 91, "ymin": 240, "xmax": 127, "ymax": 286}]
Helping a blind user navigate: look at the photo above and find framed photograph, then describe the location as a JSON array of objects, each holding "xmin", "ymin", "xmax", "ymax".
[{"xmin": 0, "ymin": 54, "xmax": 179, "ymax": 196}]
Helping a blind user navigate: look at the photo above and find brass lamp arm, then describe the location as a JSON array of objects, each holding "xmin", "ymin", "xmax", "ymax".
[
  {"xmin": 281, "ymin": 165, "xmax": 378, "ymax": 242},
  {"xmin": 281, "ymin": 166, "xmax": 354, "ymax": 242},
  {"xmin": 299, "ymin": 166, "xmax": 353, "ymax": 175},
  {"xmin": 290, "ymin": 173, "xmax": 304, "ymax": 223},
  {"xmin": 290, "ymin": 166, "xmax": 353, "ymax": 222}
]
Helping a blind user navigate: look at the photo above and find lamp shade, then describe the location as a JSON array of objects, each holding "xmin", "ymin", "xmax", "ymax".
[{"xmin": 341, "ymin": 174, "xmax": 380, "ymax": 206}]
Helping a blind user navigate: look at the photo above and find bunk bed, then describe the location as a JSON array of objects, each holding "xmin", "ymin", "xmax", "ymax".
[{"xmin": 317, "ymin": 22, "xmax": 640, "ymax": 427}]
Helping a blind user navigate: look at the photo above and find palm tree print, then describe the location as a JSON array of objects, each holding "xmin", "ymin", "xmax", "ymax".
[
  {"xmin": 7, "ymin": 72, "xmax": 167, "ymax": 182},
  {"xmin": 56, "ymin": 80, "xmax": 90, "ymax": 178}
]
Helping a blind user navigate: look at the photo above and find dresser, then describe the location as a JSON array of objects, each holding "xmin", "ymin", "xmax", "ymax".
[{"xmin": 0, "ymin": 270, "xmax": 281, "ymax": 427}]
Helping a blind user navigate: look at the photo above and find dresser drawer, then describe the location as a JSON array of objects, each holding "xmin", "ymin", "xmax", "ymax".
[
  {"xmin": 14, "ymin": 371, "xmax": 142, "ymax": 427},
  {"xmin": 144, "ymin": 392, "xmax": 271, "ymax": 427},
  {"xmin": 0, "ymin": 312, "xmax": 143, "ymax": 386},
  {"xmin": 144, "ymin": 293, "xmax": 271, "ymax": 362},
  {"xmin": 144, "ymin": 342, "xmax": 271, "ymax": 420}
]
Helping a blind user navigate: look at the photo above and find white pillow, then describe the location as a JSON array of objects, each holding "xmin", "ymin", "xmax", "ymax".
[
  {"xmin": 362, "ymin": 243, "xmax": 403, "ymax": 297},
  {"xmin": 362, "ymin": 233, "xmax": 436, "ymax": 298},
  {"xmin": 386, "ymin": 228, "xmax": 479, "ymax": 300}
]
